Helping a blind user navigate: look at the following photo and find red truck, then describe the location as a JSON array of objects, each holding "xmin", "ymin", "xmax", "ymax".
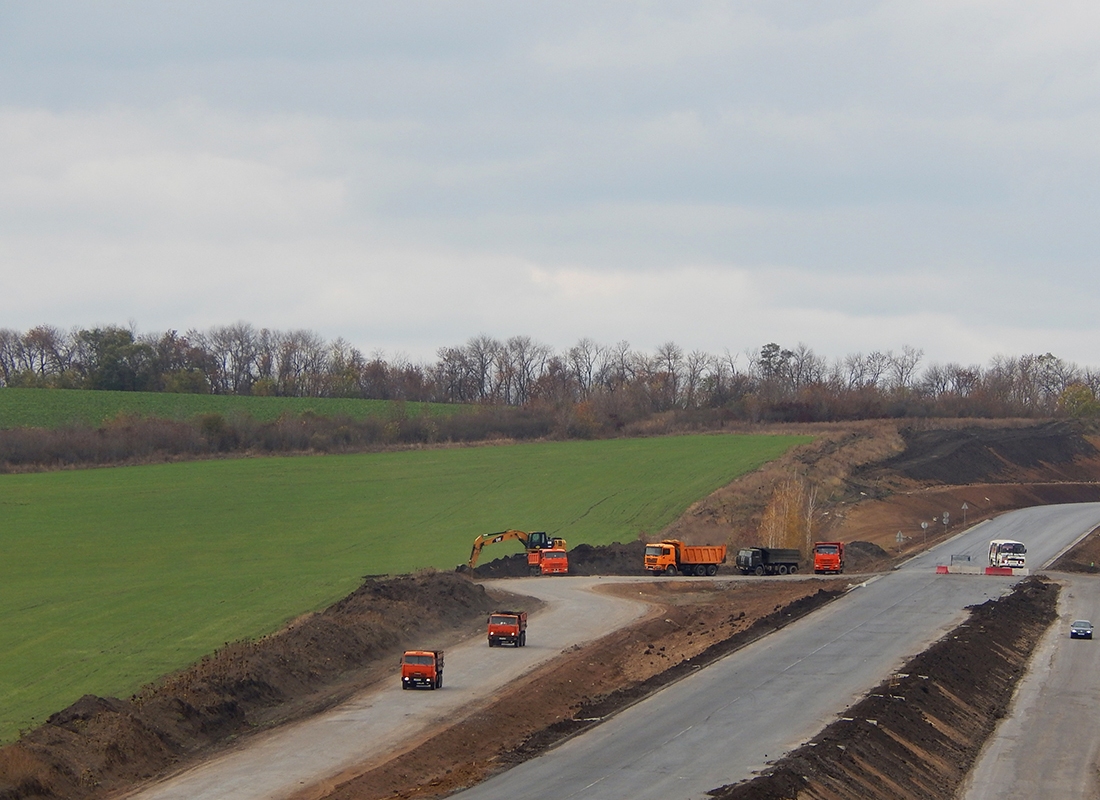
[
  {"xmin": 487, "ymin": 610, "xmax": 528, "ymax": 647},
  {"xmin": 531, "ymin": 547, "xmax": 569, "ymax": 575},
  {"xmin": 401, "ymin": 649, "xmax": 444, "ymax": 689},
  {"xmin": 813, "ymin": 541, "xmax": 845, "ymax": 574}
]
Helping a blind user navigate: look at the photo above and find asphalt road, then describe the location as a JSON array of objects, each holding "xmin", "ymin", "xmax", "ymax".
[
  {"xmin": 127, "ymin": 576, "xmax": 652, "ymax": 800},
  {"xmin": 453, "ymin": 502, "xmax": 1100, "ymax": 800},
  {"xmin": 961, "ymin": 572, "xmax": 1100, "ymax": 800}
]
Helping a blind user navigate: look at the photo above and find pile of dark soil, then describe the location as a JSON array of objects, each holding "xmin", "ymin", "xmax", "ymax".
[
  {"xmin": 0, "ymin": 573, "xmax": 498, "ymax": 800},
  {"xmin": 842, "ymin": 541, "xmax": 889, "ymax": 572},
  {"xmin": 709, "ymin": 576, "xmax": 1059, "ymax": 800},
  {"xmin": 868, "ymin": 421, "xmax": 1099, "ymax": 486},
  {"xmin": 469, "ymin": 540, "xmax": 649, "ymax": 578}
]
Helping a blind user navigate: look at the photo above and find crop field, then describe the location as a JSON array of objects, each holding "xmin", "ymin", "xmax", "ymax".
[
  {"xmin": 0, "ymin": 387, "xmax": 461, "ymax": 429},
  {"xmin": 0, "ymin": 432, "xmax": 808, "ymax": 742}
]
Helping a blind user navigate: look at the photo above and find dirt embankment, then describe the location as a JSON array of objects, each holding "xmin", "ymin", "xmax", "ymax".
[
  {"xmin": 0, "ymin": 574, "xmax": 501, "ymax": 800},
  {"xmin": 710, "ymin": 576, "xmax": 1060, "ymax": 800}
]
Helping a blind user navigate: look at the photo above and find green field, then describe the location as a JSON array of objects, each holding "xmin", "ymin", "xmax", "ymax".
[
  {"xmin": 0, "ymin": 387, "xmax": 461, "ymax": 429},
  {"xmin": 0, "ymin": 433, "xmax": 808, "ymax": 741}
]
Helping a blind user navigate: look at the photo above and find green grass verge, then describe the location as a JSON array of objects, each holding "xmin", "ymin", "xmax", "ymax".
[
  {"xmin": 0, "ymin": 433, "xmax": 808, "ymax": 742},
  {"xmin": 0, "ymin": 387, "xmax": 461, "ymax": 429}
]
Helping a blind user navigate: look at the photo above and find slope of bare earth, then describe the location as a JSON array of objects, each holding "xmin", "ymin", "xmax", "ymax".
[{"xmin": 2, "ymin": 418, "xmax": 1100, "ymax": 800}]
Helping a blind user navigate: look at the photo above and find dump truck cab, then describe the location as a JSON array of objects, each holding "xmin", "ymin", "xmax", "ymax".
[
  {"xmin": 532, "ymin": 547, "xmax": 569, "ymax": 575},
  {"xmin": 488, "ymin": 611, "xmax": 528, "ymax": 647},
  {"xmin": 401, "ymin": 650, "xmax": 444, "ymax": 689},
  {"xmin": 813, "ymin": 542, "xmax": 845, "ymax": 574}
]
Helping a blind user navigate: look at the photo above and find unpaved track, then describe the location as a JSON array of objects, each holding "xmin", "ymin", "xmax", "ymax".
[
  {"xmin": 124, "ymin": 577, "xmax": 652, "ymax": 800},
  {"xmin": 961, "ymin": 572, "xmax": 1100, "ymax": 800}
]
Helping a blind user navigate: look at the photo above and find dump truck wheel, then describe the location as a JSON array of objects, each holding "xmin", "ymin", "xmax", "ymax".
[
  {"xmin": 754, "ymin": 565, "xmax": 764, "ymax": 576},
  {"xmin": 706, "ymin": 564, "xmax": 718, "ymax": 576},
  {"xmin": 790, "ymin": 565, "xmax": 798, "ymax": 574},
  {"xmin": 529, "ymin": 566, "xmax": 541, "ymax": 576},
  {"xmin": 519, "ymin": 631, "xmax": 526, "ymax": 647},
  {"xmin": 694, "ymin": 564, "xmax": 707, "ymax": 576},
  {"xmin": 665, "ymin": 565, "xmax": 678, "ymax": 577},
  {"xmin": 778, "ymin": 565, "xmax": 788, "ymax": 575}
]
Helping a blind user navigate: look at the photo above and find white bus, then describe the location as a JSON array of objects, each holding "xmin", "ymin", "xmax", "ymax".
[{"xmin": 988, "ymin": 539, "xmax": 1027, "ymax": 569}]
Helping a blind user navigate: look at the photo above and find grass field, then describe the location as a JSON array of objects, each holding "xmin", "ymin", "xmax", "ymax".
[
  {"xmin": 0, "ymin": 387, "xmax": 461, "ymax": 429},
  {"xmin": 0, "ymin": 433, "xmax": 809, "ymax": 742}
]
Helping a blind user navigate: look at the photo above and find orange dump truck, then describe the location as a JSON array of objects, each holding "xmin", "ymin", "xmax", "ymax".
[
  {"xmin": 401, "ymin": 649, "xmax": 443, "ymax": 690},
  {"xmin": 532, "ymin": 547, "xmax": 569, "ymax": 575},
  {"xmin": 644, "ymin": 539, "xmax": 727, "ymax": 576},
  {"xmin": 488, "ymin": 610, "xmax": 528, "ymax": 647},
  {"xmin": 813, "ymin": 542, "xmax": 845, "ymax": 574}
]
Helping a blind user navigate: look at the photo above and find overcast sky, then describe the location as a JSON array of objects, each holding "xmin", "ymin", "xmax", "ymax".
[{"xmin": 2, "ymin": 1, "xmax": 1098, "ymax": 367}]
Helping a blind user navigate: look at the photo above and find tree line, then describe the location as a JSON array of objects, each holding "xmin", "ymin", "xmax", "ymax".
[{"xmin": 2, "ymin": 322, "xmax": 1099, "ymax": 421}]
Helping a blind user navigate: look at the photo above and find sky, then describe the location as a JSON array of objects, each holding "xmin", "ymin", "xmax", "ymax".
[{"xmin": 1, "ymin": 1, "xmax": 1098, "ymax": 368}]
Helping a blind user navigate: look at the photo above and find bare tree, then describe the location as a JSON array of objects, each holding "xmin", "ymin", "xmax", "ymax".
[
  {"xmin": 682, "ymin": 350, "xmax": 710, "ymax": 409},
  {"xmin": 567, "ymin": 338, "xmax": 604, "ymax": 400},
  {"xmin": 888, "ymin": 346, "xmax": 924, "ymax": 392},
  {"xmin": 465, "ymin": 334, "xmax": 501, "ymax": 402},
  {"xmin": 653, "ymin": 341, "xmax": 684, "ymax": 409},
  {"xmin": 0, "ymin": 328, "xmax": 21, "ymax": 385}
]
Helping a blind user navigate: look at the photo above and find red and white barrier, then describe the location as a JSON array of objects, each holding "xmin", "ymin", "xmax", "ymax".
[{"xmin": 936, "ymin": 564, "xmax": 1030, "ymax": 576}]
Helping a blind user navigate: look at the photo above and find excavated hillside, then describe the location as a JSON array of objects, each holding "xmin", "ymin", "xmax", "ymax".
[{"xmin": 1, "ymin": 418, "xmax": 1099, "ymax": 800}]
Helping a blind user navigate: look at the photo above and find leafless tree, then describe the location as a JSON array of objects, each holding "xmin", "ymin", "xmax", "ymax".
[
  {"xmin": 567, "ymin": 338, "xmax": 604, "ymax": 400},
  {"xmin": 887, "ymin": 346, "xmax": 924, "ymax": 392}
]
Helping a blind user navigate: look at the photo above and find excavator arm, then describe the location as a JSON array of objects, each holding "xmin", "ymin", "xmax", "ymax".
[
  {"xmin": 466, "ymin": 530, "xmax": 566, "ymax": 569},
  {"xmin": 467, "ymin": 530, "xmax": 531, "ymax": 570}
]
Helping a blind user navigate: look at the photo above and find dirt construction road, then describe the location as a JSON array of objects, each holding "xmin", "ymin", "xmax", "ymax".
[{"xmin": 126, "ymin": 577, "xmax": 652, "ymax": 800}]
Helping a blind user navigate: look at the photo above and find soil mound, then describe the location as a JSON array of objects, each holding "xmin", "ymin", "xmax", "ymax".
[
  {"xmin": 0, "ymin": 573, "xmax": 497, "ymax": 800},
  {"xmin": 469, "ymin": 540, "xmax": 648, "ymax": 578},
  {"xmin": 870, "ymin": 421, "xmax": 1099, "ymax": 486},
  {"xmin": 709, "ymin": 576, "xmax": 1059, "ymax": 800},
  {"xmin": 843, "ymin": 540, "xmax": 889, "ymax": 572}
]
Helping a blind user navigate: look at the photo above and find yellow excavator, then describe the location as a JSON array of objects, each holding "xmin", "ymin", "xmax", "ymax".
[{"xmin": 467, "ymin": 530, "xmax": 568, "ymax": 576}]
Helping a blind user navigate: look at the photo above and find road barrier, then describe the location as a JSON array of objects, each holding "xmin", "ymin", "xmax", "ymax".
[{"xmin": 935, "ymin": 565, "xmax": 1031, "ymax": 576}]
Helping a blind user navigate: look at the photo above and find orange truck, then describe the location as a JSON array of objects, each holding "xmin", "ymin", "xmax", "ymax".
[
  {"xmin": 487, "ymin": 610, "xmax": 528, "ymax": 647},
  {"xmin": 531, "ymin": 547, "xmax": 568, "ymax": 576},
  {"xmin": 644, "ymin": 539, "xmax": 727, "ymax": 576},
  {"xmin": 813, "ymin": 542, "xmax": 845, "ymax": 574},
  {"xmin": 401, "ymin": 649, "xmax": 444, "ymax": 690}
]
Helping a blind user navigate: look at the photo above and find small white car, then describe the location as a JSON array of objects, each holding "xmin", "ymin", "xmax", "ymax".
[{"xmin": 1070, "ymin": 620, "xmax": 1094, "ymax": 639}]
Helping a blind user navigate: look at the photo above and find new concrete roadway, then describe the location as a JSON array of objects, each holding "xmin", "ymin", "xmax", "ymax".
[{"xmin": 453, "ymin": 503, "xmax": 1100, "ymax": 800}]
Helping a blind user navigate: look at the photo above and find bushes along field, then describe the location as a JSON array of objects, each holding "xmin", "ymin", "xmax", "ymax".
[{"xmin": 0, "ymin": 432, "xmax": 806, "ymax": 742}]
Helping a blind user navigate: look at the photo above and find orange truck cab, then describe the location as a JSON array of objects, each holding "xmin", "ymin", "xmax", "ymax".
[
  {"xmin": 401, "ymin": 650, "xmax": 444, "ymax": 689},
  {"xmin": 488, "ymin": 610, "xmax": 528, "ymax": 647},
  {"xmin": 813, "ymin": 542, "xmax": 845, "ymax": 574},
  {"xmin": 530, "ymin": 547, "xmax": 568, "ymax": 575}
]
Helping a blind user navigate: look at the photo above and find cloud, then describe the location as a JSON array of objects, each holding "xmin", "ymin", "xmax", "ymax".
[{"xmin": 1, "ymin": 2, "xmax": 1099, "ymax": 369}]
